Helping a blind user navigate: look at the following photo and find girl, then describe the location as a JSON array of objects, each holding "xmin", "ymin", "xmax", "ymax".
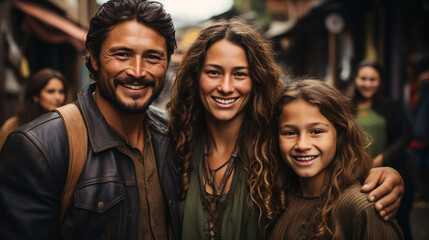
[
  {"xmin": 0, "ymin": 68, "xmax": 67, "ymax": 148},
  {"xmin": 270, "ymin": 79, "xmax": 403, "ymax": 239}
]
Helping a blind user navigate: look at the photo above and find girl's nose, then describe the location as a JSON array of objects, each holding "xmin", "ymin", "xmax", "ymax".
[{"xmin": 295, "ymin": 134, "xmax": 312, "ymax": 151}]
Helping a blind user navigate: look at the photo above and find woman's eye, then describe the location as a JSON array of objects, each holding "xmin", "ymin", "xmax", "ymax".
[
  {"xmin": 207, "ymin": 70, "xmax": 220, "ymax": 76},
  {"xmin": 234, "ymin": 72, "xmax": 247, "ymax": 77}
]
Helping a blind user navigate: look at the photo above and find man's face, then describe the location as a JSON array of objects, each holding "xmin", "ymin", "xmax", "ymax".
[{"xmin": 91, "ymin": 20, "xmax": 168, "ymax": 113}]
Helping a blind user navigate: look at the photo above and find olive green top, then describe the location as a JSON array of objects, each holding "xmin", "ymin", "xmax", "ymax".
[
  {"xmin": 180, "ymin": 135, "xmax": 263, "ymax": 240},
  {"xmin": 356, "ymin": 107, "xmax": 387, "ymax": 158}
]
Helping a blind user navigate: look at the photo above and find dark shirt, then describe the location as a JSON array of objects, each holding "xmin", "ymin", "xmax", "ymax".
[{"xmin": 112, "ymin": 123, "xmax": 173, "ymax": 240}]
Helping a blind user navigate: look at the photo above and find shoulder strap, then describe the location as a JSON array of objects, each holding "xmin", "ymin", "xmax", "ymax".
[{"xmin": 54, "ymin": 103, "xmax": 88, "ymax": 223}]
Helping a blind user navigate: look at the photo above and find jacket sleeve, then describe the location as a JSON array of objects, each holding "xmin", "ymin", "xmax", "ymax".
[
  {"xmin": 382, "ymin": 101, "xmax": 412, "ymax": 166},
  {"xmin": 0, "ymin": 130, "xmax": 64, "ymax": 239}
]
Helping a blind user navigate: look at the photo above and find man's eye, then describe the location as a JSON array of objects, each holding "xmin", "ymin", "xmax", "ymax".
[
  {"xmin": 148, "ymin": 55, "xmax": 161, "ymax": 60},
  {"xmin": 114, "ymin": 52, "xmax": 129, "ymax": 58},
  {"xmin": 146, "ymin": 55, "xmax": 165, "ymax": 63}
]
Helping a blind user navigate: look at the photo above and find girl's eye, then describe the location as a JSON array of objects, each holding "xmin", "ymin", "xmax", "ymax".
[
  {"xmin": 280, "ymin": 130, "xmax": 296, "ymax": 136},
  {"xmin": 311, "ymin": 129, "xmax": 324, "ymax": 135},
  {"xmin": 46, "ymin": 89, "xmax": 55, "ymax": 94}
]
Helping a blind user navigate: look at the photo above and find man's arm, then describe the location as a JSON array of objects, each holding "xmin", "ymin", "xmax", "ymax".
[
  {"xmin": 0, "ymin": 131, "xmax": 62, "ymax": 239},
  {"xmin": 361, "ymin": 167, "xmax": 404, "ymax": 221}
]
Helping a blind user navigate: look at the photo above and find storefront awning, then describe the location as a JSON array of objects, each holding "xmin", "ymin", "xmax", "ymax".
[{"xmin": 14, "ymin": 1, "xmax": 87, "ymax": 51}]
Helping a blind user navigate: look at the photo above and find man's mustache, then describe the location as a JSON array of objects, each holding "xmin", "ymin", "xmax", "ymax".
[{"xmin": 114, "ymin": 76, "xmax": 156, "ymax": 87}]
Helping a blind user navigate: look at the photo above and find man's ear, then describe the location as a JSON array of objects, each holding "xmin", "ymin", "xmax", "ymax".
[{"xmin": 89, "ymin": 51, "xmax": 98, "ymax": 71}]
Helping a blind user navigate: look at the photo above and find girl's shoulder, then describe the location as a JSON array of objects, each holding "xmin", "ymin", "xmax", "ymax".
[
  {"xmin": 334, "ymin": 185, "xmax": 404, "ymax": 239},
  {"xmin": 335, "ymin": 184, "xmax": 374, "ymax": 215}
]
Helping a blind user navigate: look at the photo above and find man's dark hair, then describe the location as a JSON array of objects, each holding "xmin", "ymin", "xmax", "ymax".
[{"xmin": 85, "ymin": 0, "xmax": 177, "ymax": 80}]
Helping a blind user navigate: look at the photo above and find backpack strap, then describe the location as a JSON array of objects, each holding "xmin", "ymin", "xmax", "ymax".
[{"xmin": 54, "ymin": 103, "xmax": 88, "ymax": 223}]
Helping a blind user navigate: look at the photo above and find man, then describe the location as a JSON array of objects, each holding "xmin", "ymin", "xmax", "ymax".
[
  {"xmin": 0, "ymin": 0, "xmax": 179, "ymax": 239},
  {"xmin": 0, "ymin": 0, "xmax": 405, "ymax": 239}
]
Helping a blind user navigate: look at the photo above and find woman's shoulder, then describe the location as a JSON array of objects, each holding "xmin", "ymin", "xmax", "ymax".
[
  {"xmin": 0, "ymin": 116, "xmax": 20, "ymax": 138},
  {"xmin": 0, "ymin": 116, "xmax": 20, "ymax": 131}
]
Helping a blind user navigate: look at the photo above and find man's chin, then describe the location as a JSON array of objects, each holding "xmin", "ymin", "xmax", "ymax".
[{"xmin": 115, "ymin": 101, "xmax": 152, "ymax": 114}]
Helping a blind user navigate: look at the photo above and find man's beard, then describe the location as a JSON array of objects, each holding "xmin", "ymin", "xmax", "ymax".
[{"xmin": 98, "ymin": 75, "xmax": 164, "ymax": 114}]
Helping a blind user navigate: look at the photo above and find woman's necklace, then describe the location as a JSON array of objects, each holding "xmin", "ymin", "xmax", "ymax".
[
  {"xmin": 203, "ymin": 139, "xmax": 239, "ymax": 195},
  {"xmin": 202, "ymin": 135, "xmax": 241, "ymax": 240}
]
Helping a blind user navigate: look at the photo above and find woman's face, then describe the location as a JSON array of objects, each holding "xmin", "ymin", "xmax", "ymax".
[
  {"xmin": 355, "ymin": 66, "xmax": 381, "ymax": 99},
  {"xmin": 35, "ymin": 78, "xmax": 65, "ymax": 111},
  {"xmin": 199, "ymin": 39, "xmax": 252, "ymax": 124}
]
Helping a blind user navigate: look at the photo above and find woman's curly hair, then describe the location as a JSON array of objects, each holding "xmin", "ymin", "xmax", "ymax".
[
  {"xmin": 272, "ymin": 79, "xmax": 372, "ymax": 238},
  {"xmin": 167, "ymin": 17, "xmax": 284, "ymax": 223}
]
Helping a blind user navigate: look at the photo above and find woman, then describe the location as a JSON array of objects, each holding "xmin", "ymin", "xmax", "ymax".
[
  {"xmin": 347, "ymin": 60, "xmax": 414, "ymax": 240},
  {"xmin": 0, "ymin": 68, "xmax": 67, "ymax": 148},
  {"xmin": 168, "ymin": 17, "xmax": 283, "ymax": 239},
  {"xmin": 168, "ymin": 18, "xmax": 404, "ymax": 239}
]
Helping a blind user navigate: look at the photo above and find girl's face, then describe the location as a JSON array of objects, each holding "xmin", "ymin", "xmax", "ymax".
[
  {"xmin": 278, "ymin": 99, "xmax": 337, "ymax": 190},
  {"xmin": 355, "ymin": 66, "xmax": 381, "ymax": 99},
  {"xmin": 35, "ymin": 78, "xmax": 65, "ymax": 111},
  {"xmin": 199, "ymin": 39, "xmax": 252, "ymax": 124}
]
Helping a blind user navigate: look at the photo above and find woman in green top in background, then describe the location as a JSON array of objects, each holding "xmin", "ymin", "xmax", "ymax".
[{"xmin": 347, "ymin": 60, "xmax": 415, "ymax": 240}]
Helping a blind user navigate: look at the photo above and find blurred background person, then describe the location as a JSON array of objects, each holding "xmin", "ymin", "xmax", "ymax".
[
  {"xmin": 0, "ymin": 68, "xmax": 67, "ymax": 149},
  {"xmin": 347, "ymin": 60, "xmax": 415, "ymax": 240},
  {"xmin": 410, "ymin": 58, "xmax": 429, "ymax": 205}
]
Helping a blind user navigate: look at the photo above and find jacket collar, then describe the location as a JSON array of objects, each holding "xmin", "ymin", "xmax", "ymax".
[{"xmin": 77, "ymin": 83, "xmax": 119, "ymax": 153}]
